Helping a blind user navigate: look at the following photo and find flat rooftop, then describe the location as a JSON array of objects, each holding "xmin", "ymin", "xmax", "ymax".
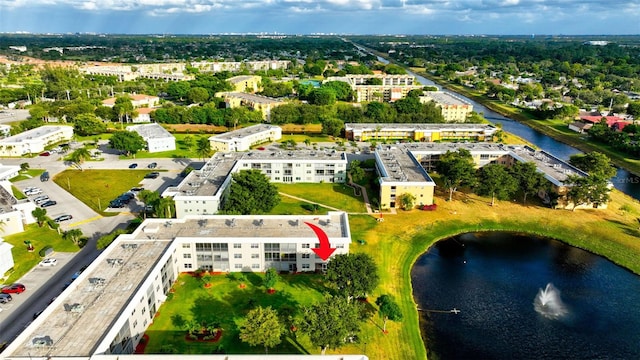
[
  {"xmin": 6, "ymin": 240, "xmax": 172, "ymax": 358},
  {"xmin": 0, "ymin": 125, "xmax": 71, "ymax": 144},
  {"xmin": 210, "ymin": 124, "xmax": 280, "ymax": 142},
  {"xmin": 135, "ymin": 212, "xmax": 349, "ymax": 240},
  {"xmin": 422, "ymin": 91, "xmax": 470, "ymax": 106},
  {"xmin": 169, "ymin": 150, "xmax": 347, "ymax": 198},
  {"xmin": 227, "ymin": 75, "xmax": 258, "ymax": 83},
  {"xmin": 345, "ymin": 123, "xmax": 496, "ymax": 132},
  {"xmin": 222, "ymin": 92, "xmax": 283, "ymax": 104},
  {"xmin": 376, "ymin": 146, "xmax": 435, "ymax": 184},
  {"xmin": 128, "ymin": 123, "xmax": 173, "ymax": 139}
]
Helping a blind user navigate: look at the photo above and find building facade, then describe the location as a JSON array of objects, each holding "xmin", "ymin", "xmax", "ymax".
[
  {"xmin": 419, "ymin": 91, "xmax": 474, "ymax": 122},
  {"xmin": 209, "ymin": 124, "xmax": 282, "ymax": 152},
  {"xmin": 0, "ymin": 125, "xmax": 73, "ymax": 156},
  {"xmin": 325, "ymin": 74, "xmax": 423, "ymax": 102},
  {"xmin": 127, "ymin": 123, "xmax": 176, "ymax": 153},
  {"xmin": 226, "ymin": 75, "xmax": 262, "ymax": 93},
  {"xmin": 217, "ymin": 92, "xmax": 285, "ymax": 121},
  {"xmin": 345, "ymin": 123, "xmax": 498, "ymax": 142}
]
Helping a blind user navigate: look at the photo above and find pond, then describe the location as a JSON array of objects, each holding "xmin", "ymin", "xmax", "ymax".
[{"xmin": 411, "ymin": 232, "xmax": 640, "ymax": 359}]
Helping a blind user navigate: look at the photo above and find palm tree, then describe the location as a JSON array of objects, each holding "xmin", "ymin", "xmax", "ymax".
[
  {"xmin": 32, "ymin": 208, "xmax": 47, "ymax": 227},
  {"xmin": 196, "ymin": 137, "xmax": 212, "ymax": 161},
  {"xmin": 63, "ymin": 229, "xmax": 84, "ymax": 246},
  {"xmin": 69, "ymin": 148, "xmax": 92, "ymax": 171}
]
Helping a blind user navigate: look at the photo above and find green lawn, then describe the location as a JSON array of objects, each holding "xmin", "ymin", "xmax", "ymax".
[
  {"xmin": 267, "ymin": 195, "xmax": 332, "ymax": 215},
  {"xmin": 144, "ymin": 273, "xmax": 328, "ymax": 355},
  {"xmin": 2, "ymin": 224, "xmax": 78, "ymax": 284},
  {"xmin": 276, "ymin": 183, "xmax": 367, "ymax": 213},
  {"xmin": 52, "ymin": 169, "xmax": 155, "ymax": 216},
  {"xmin": 9, "ymin": 169, "xmax": 46, "ymax": 182}
]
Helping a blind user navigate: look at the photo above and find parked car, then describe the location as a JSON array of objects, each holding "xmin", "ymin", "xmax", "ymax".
[
  {"xmin": 39, "ymin": 258, "xmax": 57, "ymax": 267},
  {"xmin": 25, "ymin": 188, "xmax": 42, "ymax": 196},
  {"xmin": 1, "ymin": 283, "xmax": 25, "ymax": 294},
  {"xmin": 40, "ymin": 171, "xmax": 50, "ymax": 181},
  {"xmin": 130, "ymin": 187, "xmax": 144, "ymax": 193},
  {"xmin": 40, "ymin": 200, "xmax": 57, "ymax": 208},
  {"xmin": 39, "ymin": 151, "xmax": 50, "ymax": 156},
  {"xmin": 54, "ymin": 214, "xmax": 73, "ymax": 223},
  {"xmin": 129, "ymin": 163, "xmax": 138, "ymax": 169},
  {"xmin": 33, "ymin": 195, "xmax": 50, "ymax": 204},
  {"xmin": 109, "ymin": 200, "xmax": 125, "ymax": 208},
  {"xmin": 144, "ymin": 172, "xmax": 160, "ymax": 179},
  {"xmin": 148, "ymin": 162, "xmax": 158, "ymax": 169},
  {"xmin": 0, "ymin": 293, "xmax": 11, "ymax": 303}
]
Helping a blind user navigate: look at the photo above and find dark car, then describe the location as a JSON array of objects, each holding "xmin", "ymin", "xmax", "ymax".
[
  {"xmin": 39, "ymin": 151, "xmax": 50, "ymax": 156},
  {"xmin": 129, "ymin": 163, "xmax": 138, "ymax": 169},
  {"xmin": 0, "ymin": 293, "xmax": 12, "ymax": 303},
  {"xmin": 40, "ymin": 200, "xmax": 57, "ymax": 208},
  {"xmin": 147, "ymin": 162, "xmax": 158, "ymax": 169},
  {"xmin": 144, "ymin": 172, "xmax": 160, "ymax": 179},
  {"xmin": 54, "ymin": 214, "xmax": 73, "ymax": 223},
  {"xmin": 109, "ymin": 200, "xmax": 125, "ymax": 208},
  {"xmin": 1, "ymin": 283, "xmax": 25, "ymax": 294}
]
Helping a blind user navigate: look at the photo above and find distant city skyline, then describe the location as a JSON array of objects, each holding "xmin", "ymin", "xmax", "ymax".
[{"xmin": 0, "ymin": 0, "xmax": 638, "ymax": 35}]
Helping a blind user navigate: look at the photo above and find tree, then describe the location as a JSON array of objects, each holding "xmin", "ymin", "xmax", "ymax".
[
  {"xmin": 326, "ymin": 253, "xmax": 379, "ymax": 301},
  {"xmin": 63, "ymin": 228, "xmax": 84, "ymax": 246},
  {"xmin": 32, "ymin": 208, "xmax": 47, "ymax": 227},
  {"xmin": 565, "ymin": 174, "xmax": 611, "ymax": 211},
  {"xmin": 475, "ymin": 164, "xmax": 518, "ymax": 206},
  {"xmin": 569, "ymin": 152, "xmax": 616, "ymax": 180},
  {"xmin": 300, "ymin": 295, "xmax": 364, "ymax": 355},
  {"xmin": 195, "ymin": 136, "xmax": 212, "ymax": 161},
  {"xmin": 221, "ymin": 170, "xmax": 280, "ymax": 215},
  {"xmin": 348, "ymin": 160, "xmax": 365, "ymax": 183},
  {"xmin": 397, "ymin": 193, "xmax": 416, "ymax": 210},
  {"xmin": 435, "ymin": 149, "xmax": 477, "ymax": 201},
  {"xmin": 113, "ymin": 96, "xmax": 135, "ymax": 125},
  {"xmin": 109, "ymin": 130, "xmax": 146, "ymax": 157},
  {"xmin": 138, "ymin": 189, "xmax": 160, "ymax": 218},
  {"xmin": 264, "ymin": 267, "xmax": 279, "ymax": 292},
  {"xmin": 20, "ymin": 162, "xmax": 29, "ymax": 172},
  {"xmin": 74, "ymin": 113, "xmax": 106, "ymax": 136},
  {"xmin": 156, "ymin": 197, "xmax": 176, "ymax": 218},
  {"xmin": 375, "ymin": 295, "xmax": 403, "ymax": 332},
  {"xmin": 322, "ymin": 117, "xmax": 344, "ymax": 137},
  {"xmin": 309, "ymin": 88, "xmax": 336, "ymax": 106},
  {"xmin": 239, "ymin": 306, "xmax": 282, "ymax": 354},
  {"xmin": 627, "ymin": 101, "xmax": 640, "ymax": 119},
  {"xmin": 167, "ymin": 81, "xmax": 191, "ymax": 101},
  {"xmin": 509, "ymin": 161, "xmax": 547, "ymax": 204},
  {"xmin": 68, "ymin": 147, "xmax": 92, "ymax": 171},
  {"xmin": 182, "ymin": 135, "xmax": 194, "ymax": 150},
  {"xmin": 187, "ymin": 87, "xmax": 210, "ymax": 104}
]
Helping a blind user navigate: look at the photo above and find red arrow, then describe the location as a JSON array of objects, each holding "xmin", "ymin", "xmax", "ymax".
[{"xmin": 305, "ymin": 221, "xmax": 336, "ymax": 261}]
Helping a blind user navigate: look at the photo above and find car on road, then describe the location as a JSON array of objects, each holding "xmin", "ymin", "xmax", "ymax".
[
  {"xmin": 144, "ymin": 172, "xmax": 160, "ymax": 179},
  {"xmin": 54, "ymin": 214, "xmax": 73, "ymax": 223},
  {"xmin": 0, "ymin": 293, "xmax": 12, "ymax": 303},
  {"xmin": 40, "ymin": 171, "xmax": 50, "ymax": 181},
  {"xmin": 129, "ymin": 163, "xmax": 138, "ymax": 169},
  {"xmin": 1, "ymin": 283, "xmax": 25, "ymax": 294},
  {"xmin": 148, "ymin": 162, "xmax": 158, "ymax": 169},
  {"xmin": 39, "ymin": 258, "xmax": 57, "ymax": 267},
  {"xmin": 40, "ymin": 200, "xmax": 57, "ymax": 208}
]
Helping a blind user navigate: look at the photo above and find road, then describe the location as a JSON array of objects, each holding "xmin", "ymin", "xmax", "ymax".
[{"xmin": 0, "ymin": 150, "xmax": 198, "ymax": 347}]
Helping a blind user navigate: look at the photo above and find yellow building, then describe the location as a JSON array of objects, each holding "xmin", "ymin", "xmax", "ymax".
[
  {"xmin": 217, "ymin": 92, "xmax": 285, "ymax": 121},
  {"xmin": 226, "ymin": 75, "xmax": 262, "ymax": 93},
  {"xmin": 419, "ymin": 91, "xmax": 474, "ymax": 122},
  {"xmin": 345, "ymin": 123, "xmax": 498, "ymax": 142}
]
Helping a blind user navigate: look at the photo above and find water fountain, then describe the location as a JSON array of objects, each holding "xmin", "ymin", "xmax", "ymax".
[{"xmin": 534, "ymin": 283, "xmax": 568, "ymax": 319}]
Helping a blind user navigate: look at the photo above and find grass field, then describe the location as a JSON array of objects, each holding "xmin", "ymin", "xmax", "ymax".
[
  {"xmin": 2, "ymin": 224, "xmax": 78, "ymax": 284},
  {"xmin": 52, "ymin": 169, "xmax": 154, "ymax": 216},
  {"xmin": 267, "ymin": 194, "xmax": 332, "ymax": 215},
  {"xmin": 144, "ymin": 273, "xmax": 328, "ymax": 354},
  {"xmin": 276, "ymin": 183, "xmax": 367, "ymax": 213}
]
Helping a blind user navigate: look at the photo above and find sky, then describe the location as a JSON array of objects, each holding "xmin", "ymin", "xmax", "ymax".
[{"xmin": 0, "ymin": 0, "xmax": 639, "ymax": 35}]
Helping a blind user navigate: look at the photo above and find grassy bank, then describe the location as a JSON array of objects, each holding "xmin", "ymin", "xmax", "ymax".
[{"xmin": 413, "ymin": 69, "xmax": 640, "ymax": 176}]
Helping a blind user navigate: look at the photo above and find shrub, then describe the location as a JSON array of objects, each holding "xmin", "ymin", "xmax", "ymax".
[
  {"xmin": 39, "ymin": 245, "xmax": 53, "ymax": 257},
  {"xmin": 96, "ymin": 229, "xmax": 128, "ymax": 250}
]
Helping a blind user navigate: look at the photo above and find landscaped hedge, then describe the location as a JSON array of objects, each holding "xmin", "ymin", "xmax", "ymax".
[{"xmin": 38, "ymin": 245, "xmax": 53, "ymax": 257}]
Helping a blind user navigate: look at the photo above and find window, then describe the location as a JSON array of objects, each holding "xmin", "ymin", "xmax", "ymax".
[
  {"xmin": 302, "ymin": 243, "xmax": 310, "ymax": 248},
  {"xmin": 480, "ymin": 154, "xmax": 490, "ymax": 160},
  {"xmin": 336, "ymin": 244, "xmax": 345, "ymax": 249},
  {"xmin": 302, "ymin": 253, "xmax": 311, "ymax": 259},
  {"xmin": 302, "ymin": 264, "xmax": 310, "ymax": 270},
  {"xmin": 133, "ymin": 320, "xmax": 138, "ymax": 327},
  {"xmin": 234, "ymin": 253, "xmax": 242, "ymax": 259},
  {"xmin": 251, "ymin": 243, "xmax": 259, "ymax": 249},
  {"xmin": 251, "ymin": 253, "xmax": 259, "ymax": 259},
  {"xmin": 183, "ymin": 253, "xmax": 191, "ymax": 259},
  {"xmin": 234, "ymin": 264, "xmax": 242, "ymax": 269},
  {"xmin": 182, "ymin": 243, "xmax": 191, "ymax": 248},
  {"xmin": 233, "ymin": 243, "xmax": 242, "ymax": 249},
  {"xmin": 252, "ymin": 264, "xmax": 260, "ymax": 269},
  {"xmin": 184, "ymin": 263, "xmax": 192, "ymax": 269}
]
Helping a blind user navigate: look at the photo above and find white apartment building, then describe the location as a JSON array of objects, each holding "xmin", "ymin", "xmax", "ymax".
[
  {"xmin": 325, "ymin": 74, "xmax": 423, "ymax": 102},
  {"xmin": 0, "ymin": 125, "xmax": 73, "ymax": 156},
  {"xmin": 1, "ymin": 212, "xmax": 358, "ymax": 360},
  {"xmin": 163, "ymin": 150, "xmax": 348, "ymax": 218},
  {"xmin": 419, "ymin": 91, "xmax": 474, "ymax": 122},
  {"xmin": 209, "ymin": 124, "xmax": 282, "ymax": 152},
  {"xmin": 127, "ymin": 123, "xmax": 176, "ymax": 153}
]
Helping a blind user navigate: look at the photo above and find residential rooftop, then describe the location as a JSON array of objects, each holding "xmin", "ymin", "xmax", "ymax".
[
  {"xmin": 128, "ymin": 123, "xmax": 173, "ymax": 139},
  {"xmin": 226, "ymin": 75, "xmax": 259, "ymax": 83},
  {"xmin": 345, "ymin": 123, "xmax": 496, "ymax": 131},
  {"xmin": 0, "ymin": 125, "xmax": 72, "ymax": 144},
  {"xmin": 209, "ymin": 124, "xmax": 280, "ymax": 142},
  {"xmin": 422, "ymin": 91, "xmax": 470, "ymax": 106},
  {"xmin": 220, "ymin": 92, "xmax": 284, "ymax": 104},
  {"xmin": 376, "ymin": 146, "xmax": 435, "ymax": 184}
]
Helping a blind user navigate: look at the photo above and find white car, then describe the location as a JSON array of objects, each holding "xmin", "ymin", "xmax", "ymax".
[
  {"xmin": 39, "ymin": 258, "xmax": 57, "ymax": 267},
  {"xmin": 25, "ymin": 188, "xmax": 42, "ymax": 196}
]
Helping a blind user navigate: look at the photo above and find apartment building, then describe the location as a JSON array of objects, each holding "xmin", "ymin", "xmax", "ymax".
[
  {"xmin": 345, "ymin": 123, "xmax": 497, "ymax": 142},
  {"xmin": 0, "ymin": 212, "xmax": 359, "ymax": 360},
  {"xmin": 0, "ymin": 125, "xmax": 73, "ymax": 156},
  {"xmin": 419, "ymin": 91, "xmax": 474, "ymax": 122},
  {"xmin": 325, "ymin": 74, "xmax": 423, "ymax": 102},
  {"xmin": 217, "ymin": 92, "xmax": 285, "ymax": 121},
  {"xmin": 127, "ymin": 123, "xmax": 176, "ymax": 153},
  {"xmin": 209, "ymin": 124, "xmax": 282, "ymax": 152},
  {"xmin": 226, "ymin": 75, "xmax": 262, "ymax": 93},
  {"xmin": 163, "ymin": 150, "xmax": 347, "ymax": 218},
  {"xmin": 101, "ymin": 94, "xmax": 160, "ymax": 109}
]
